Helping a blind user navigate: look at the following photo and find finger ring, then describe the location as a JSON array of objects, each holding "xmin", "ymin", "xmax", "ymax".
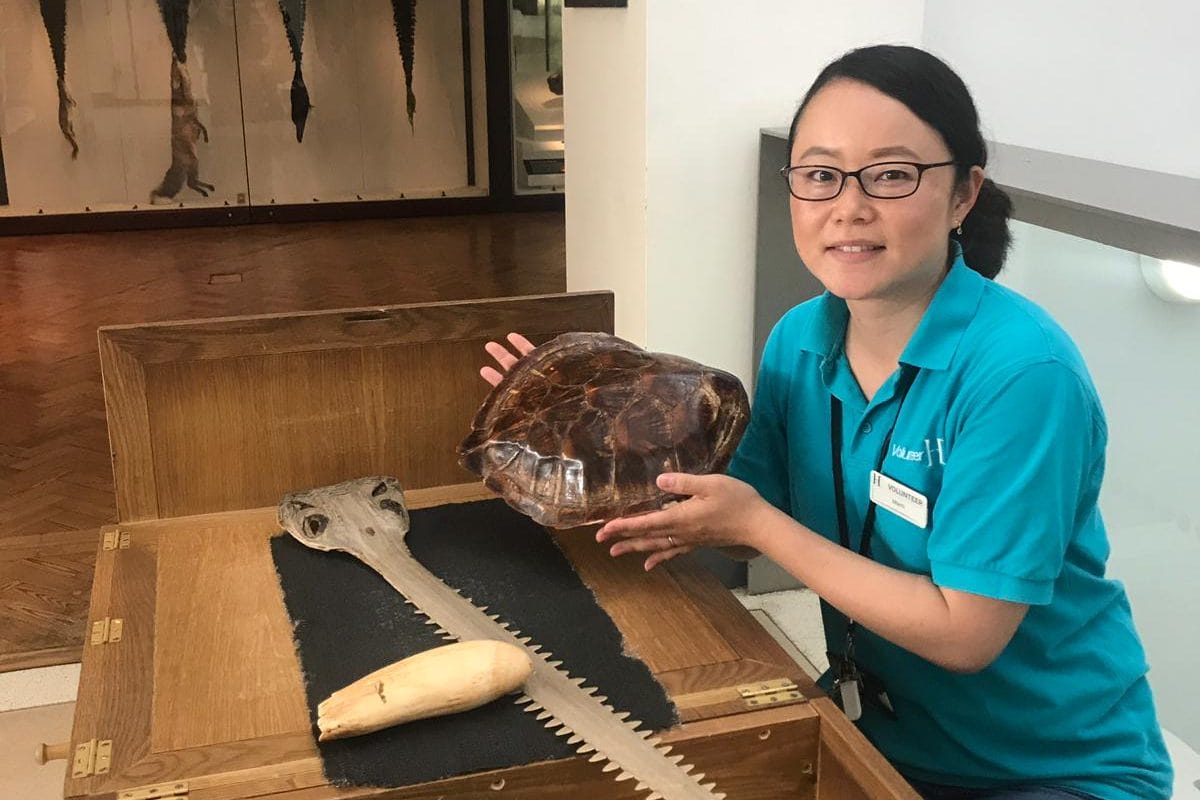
[{"xmin": 667, "ymin": 535, "xmax": 678, "ymax": 547}]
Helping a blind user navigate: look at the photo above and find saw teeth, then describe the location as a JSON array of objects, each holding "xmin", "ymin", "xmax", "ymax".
[{"xmin": 303, "ymin": 497, "xmax": 729, "ymax": 800}]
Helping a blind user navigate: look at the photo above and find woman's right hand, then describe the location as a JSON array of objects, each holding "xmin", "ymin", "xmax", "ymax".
[{"xmin": 480, "ymin": 332, "xmax": 536, "ymax": 387}]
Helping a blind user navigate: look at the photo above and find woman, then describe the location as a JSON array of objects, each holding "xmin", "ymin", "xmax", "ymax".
[{"xmin": 481, "ymin": 46, "xmax": 1172, "ymax": 800}]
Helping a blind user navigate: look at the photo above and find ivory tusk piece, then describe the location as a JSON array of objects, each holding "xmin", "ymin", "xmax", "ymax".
[{"xmin": 316, "ymin": 640, "xmax": 532, "ymax": 741}]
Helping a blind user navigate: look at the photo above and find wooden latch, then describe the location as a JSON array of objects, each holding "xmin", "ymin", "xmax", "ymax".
[
  {"xmin": 103, "ymin": 529, "xmax": 131, "ymax": 551},
  {"xmin": 737, "ymin": 678, "xmax": 802, "ymax": 708},
  {"xmin": 71, "ymin": 738, "xmax": 112, "ymax": 778},
  {"xmin": 118, "ymin": 782, "xmax": 190, "ymax": 800},
  {"xmin": 90, "ymin": 617, "xmax": 124, "ymax": 645}
]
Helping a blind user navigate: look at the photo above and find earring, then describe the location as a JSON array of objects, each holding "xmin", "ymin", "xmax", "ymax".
[{"xmin": 954, "ymin": 222, "xmax": 963, "ymax": 236}]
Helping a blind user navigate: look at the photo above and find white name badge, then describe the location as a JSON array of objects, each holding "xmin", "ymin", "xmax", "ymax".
[{"xmin": 869, "ymin": 470, "xmax": 928, "ymax": 529}]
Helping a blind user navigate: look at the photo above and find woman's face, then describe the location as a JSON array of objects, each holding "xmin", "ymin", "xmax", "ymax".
[{"xmin": 788, "ymin": 79, "xmax": 981, "ymax": 304}]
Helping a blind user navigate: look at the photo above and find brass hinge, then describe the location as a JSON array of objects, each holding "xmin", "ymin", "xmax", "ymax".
[
  {"xmin": 737, "ymin": 678, "xmax": 803, "ymax": 708},
  {"xmin": 103, "ymin": 529, "xmax": 131, "ymax": 551},
  {"xmin": 90, "ymin": 617, "xmax": 124, "ymax": 645},
  {"xmin": 118, "ymin": 781, "xmax": 190, "ymax": 800},
  {"xmin": 71, "ymin": 738, "xmax": 112, "ymax": 778}
]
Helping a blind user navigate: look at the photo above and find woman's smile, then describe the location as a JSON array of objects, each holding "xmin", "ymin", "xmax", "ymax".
[{"xmin": 826, "ymin": 240, "xmax": 887, "ymax": 264}]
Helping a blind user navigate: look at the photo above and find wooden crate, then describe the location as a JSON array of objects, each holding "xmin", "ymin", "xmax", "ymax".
[{"xmin": 62, "ymin": 292, "xmax": 918, "ymax": 800}]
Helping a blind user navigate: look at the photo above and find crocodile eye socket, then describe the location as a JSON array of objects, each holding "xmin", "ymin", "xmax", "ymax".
[
  {"xmin": 303, "ymin": 514, "xmax": 329, "ymax": 538},
  {"xmin": 380, "ymin": 499, "xmax": 407, "ymax": 518}
]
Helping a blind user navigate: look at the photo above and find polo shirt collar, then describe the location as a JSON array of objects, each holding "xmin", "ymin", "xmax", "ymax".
[
  {"xmin": 797, "ymin": 242, "xmax": 984, "ymax": 373},
  {"xmin": 900, "ymin": 242, "xmax": 985, "ymax": 371}
]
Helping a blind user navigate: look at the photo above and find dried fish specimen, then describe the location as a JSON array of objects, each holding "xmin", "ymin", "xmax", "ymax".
[{"xmin": 278, "ymin": 0, "xmax": 311, "ymax": 142}]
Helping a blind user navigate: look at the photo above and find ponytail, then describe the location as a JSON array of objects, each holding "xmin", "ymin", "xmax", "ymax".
[{"xmin": 957, "ymin": 177, "xmax": 1013, "ymax": 280}]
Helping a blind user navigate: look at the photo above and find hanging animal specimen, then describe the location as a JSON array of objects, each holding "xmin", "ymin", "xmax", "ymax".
[
  {"xmin": 151, "ymin": 0, "xmax": 215, "ymax": 202},
  {"xmin": 278, "ymin": 0, "xmax": 311, "ymax": 142},
  {"xmin": 38, "ymin": 0, "xmax": 79, "ymax": 158},
  {"xmin": 390, "ymin": 0, "xmax": 417, "ymax": 129}
]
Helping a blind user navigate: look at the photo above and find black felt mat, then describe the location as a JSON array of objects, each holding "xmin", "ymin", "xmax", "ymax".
[{"xmin": 270, "ymin": 497, "xmax": 678, "ymax": 788}]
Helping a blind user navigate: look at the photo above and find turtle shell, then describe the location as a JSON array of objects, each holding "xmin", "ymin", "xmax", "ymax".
[{"xmin": 458, "ymin": 332, "xmax": 750, "ymax": 528}]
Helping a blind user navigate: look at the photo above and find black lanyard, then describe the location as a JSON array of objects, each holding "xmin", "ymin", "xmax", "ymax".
[{"xmin": 829, "ymin": 365, "xmax": 919, "ymax": 638}]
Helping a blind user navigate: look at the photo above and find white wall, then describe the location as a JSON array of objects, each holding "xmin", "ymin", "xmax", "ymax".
[
  {"xmin": 923, "ymin": 1, "xmax": 1200, "ymax": 179},
  {"xmin": 564, "ymin": 0, "xmax": 925, "ymax": 383},
  {"xmin": 1000, "ymin": 222, "xmax": 1200, "ymax": 750},
  {"xmin": 562, "ymin": 3, "xmax": 649, "ymax": 344}
]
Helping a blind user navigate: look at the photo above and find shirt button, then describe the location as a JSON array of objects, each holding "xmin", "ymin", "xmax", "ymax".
[{"xmin": 861, "ymin": 422, "xmax": 873, "ymax": 434}]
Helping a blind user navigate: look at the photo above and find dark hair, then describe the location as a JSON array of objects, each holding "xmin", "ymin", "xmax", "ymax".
[{"xmin": 787, "ymin": 45, "xmax": 1012, "ymax": 279}]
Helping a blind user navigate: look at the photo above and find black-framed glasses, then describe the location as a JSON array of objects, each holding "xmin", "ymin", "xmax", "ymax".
[{"xmin": 779, "ymin": 160, "xmax": 956, "ymax": 201}]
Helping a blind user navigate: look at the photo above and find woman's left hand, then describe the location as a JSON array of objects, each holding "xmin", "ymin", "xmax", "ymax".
[{"xmin": 596, "ymin": 473, "xmax": 772, "ymax": 571}]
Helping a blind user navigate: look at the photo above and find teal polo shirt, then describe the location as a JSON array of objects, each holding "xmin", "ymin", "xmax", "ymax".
[{"xmin": 728, "ymin": 248, "xmax": 1173, "ymax": 799}]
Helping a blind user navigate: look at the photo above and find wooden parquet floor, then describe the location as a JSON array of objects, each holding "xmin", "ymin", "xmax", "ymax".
[{"xmin": 0, "ymin": 212, "xmax": 566, "ymax": 670}]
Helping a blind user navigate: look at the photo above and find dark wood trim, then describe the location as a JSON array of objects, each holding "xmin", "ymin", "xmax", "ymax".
[
  {"xmin": 0, "ymin": 136, "xmax": 8, "ymax": 206},
  {"xmin": 484, "ymin": 0, "xmax": 516, "ymax": 202},
  {"xmin": 0, "ymin": 206, "xmax": 253, "ymax": 237},
  {"xmin": 461, "ymin": 0, "xmax": 476, "ymax": 187},
  {"xmin": 243, "ymin": 193, "xmax": 562, "ymax": 225},
  {"xmin": 0, "ymin": 194, "xmax": 562, "ymax": 237},
  {"xmin": 0, "ymin": 644, "xmax": 83, "ymax": 672}
]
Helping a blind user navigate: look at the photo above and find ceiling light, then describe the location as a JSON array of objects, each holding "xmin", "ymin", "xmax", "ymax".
[{"xmin": 1139, "ymin": 255, "xmax": 1200, "ymax": 304}]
